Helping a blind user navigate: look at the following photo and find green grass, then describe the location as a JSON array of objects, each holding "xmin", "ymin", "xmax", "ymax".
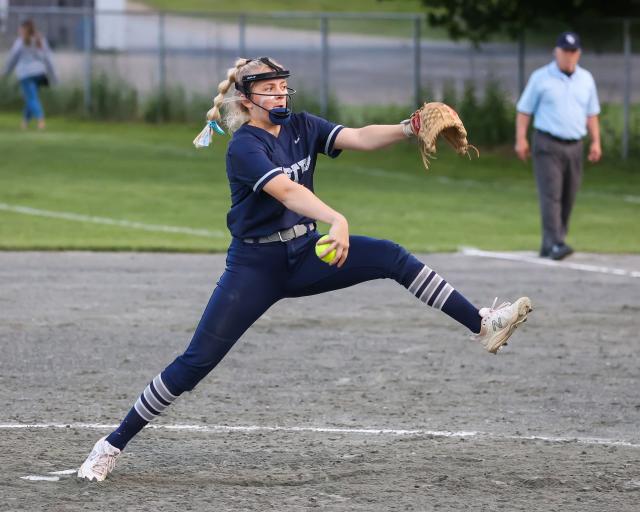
[
  {"xmin": 140, "ymin": 0, "xmax": 425, "ymax": 14},
  {"xmin": 1, "ymin": 114, "xmax": 639, "ymax": 253},
  {"xmin": 138, "ymin": 0, "xmax": 453, "ymax": 40}
]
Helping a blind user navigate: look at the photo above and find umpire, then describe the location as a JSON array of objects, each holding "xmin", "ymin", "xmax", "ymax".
[{"xmin": 515, "ymin": 31, "xmax": 602, "ymax": 260}]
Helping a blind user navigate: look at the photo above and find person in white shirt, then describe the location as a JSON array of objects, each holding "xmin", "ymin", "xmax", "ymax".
[{"xmin": 2, "ymin": 19, "xmax": 57, "ymax": 130}]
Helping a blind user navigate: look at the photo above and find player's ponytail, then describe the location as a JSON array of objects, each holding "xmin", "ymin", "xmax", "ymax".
[
  {"xmin": 193, "ymin": 57, "xmax": 285, "ymax": 148},
  {"xmin": 193, "ymin": 58, "xmax": 250, "ymax": 148},
  {"xmin": 207, "ymin": 58, "xmax": 248, "ymax": 123}
]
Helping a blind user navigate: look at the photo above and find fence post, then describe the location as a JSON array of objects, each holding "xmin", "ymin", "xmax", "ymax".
[
  {"xmin": 320, "ymin": 15, "xmax": 329, "ymax": 117},
  {"xmin": 83, "ymin": 9, "xmax": 93, "ymax": 114},
  {"xmin": 518, "ymin": 32, "xmax": 525, "ymax": 96},
  {"xmin": 238, "ymin": 14, "xmax": 246, "ymax": 57},
  {"xmin": 158, "ymin": 11, "xmax": 167, "ymax": 121},
  {"xmin": 622, "ymin": 18, "xmax": 631, "ymax": 160},
  {"xmin": 413, "ymin": 15, "xmax": 422, "ymax": 107}
]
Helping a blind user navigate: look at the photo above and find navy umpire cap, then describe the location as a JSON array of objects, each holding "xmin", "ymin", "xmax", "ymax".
[{"xmin": 556, "ymin": 31, "xmax": 581, "ymax": 50}]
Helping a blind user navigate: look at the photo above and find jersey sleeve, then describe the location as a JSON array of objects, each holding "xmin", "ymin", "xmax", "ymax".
[
  {"xmin": 516, "ymin": 71, "xmax": 541, "ymax": 115},
  {"xmin": 303, "ymin": 112, "xmax": 344, "ymax": 158},
  {"xmin": 228, "ymin": 142, "xmax": 285, "ymax": 193}
]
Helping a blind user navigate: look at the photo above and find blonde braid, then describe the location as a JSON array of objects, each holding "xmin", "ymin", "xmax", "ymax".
[
  {"xmin": 193, "ymin": 58, "xmax": 250, "ymax": 148},
  {"xmin": 193, "ymin": 57, "xmax": 285, "ymax": 147},
  {"xmin": 206, "ymin": 58, "xmax": 249, "ymax": 122}
]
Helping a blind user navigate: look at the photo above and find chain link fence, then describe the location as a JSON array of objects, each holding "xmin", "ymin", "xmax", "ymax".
[{"xmin": 1, "ymin": 7, "xmax": 638, "ymax": 156}]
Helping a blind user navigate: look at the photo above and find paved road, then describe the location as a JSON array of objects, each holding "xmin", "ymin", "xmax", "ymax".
[{"xmin": 1, "ymin": 10, "xmax": 638, "ymax": 105}]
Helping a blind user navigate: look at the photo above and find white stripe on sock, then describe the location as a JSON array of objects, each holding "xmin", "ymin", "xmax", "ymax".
[
  {"xmin": 432, "ymin": 283, "xmax": 454, "ymax": 310},
  {"xmin": 143, "ymin": 386, "xmax": 167, "ymax": 413},
  {"xmin": 153, "ymin": 375, "xmax": 177, "ymax": 402},
  {"xmin": 134, "ymin": 398, "xmax": 155, "ymax": 422},
  {"xmin": 408, "ymin": 266, "xmax": 431, "ymax": 294},
  {"xmin": 420, "ymin": 275, "xmax": 443, "ymax": 303}
]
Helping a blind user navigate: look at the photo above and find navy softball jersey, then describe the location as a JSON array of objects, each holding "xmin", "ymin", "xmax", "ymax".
[
  {"xmin": 226, "ymin": 111, "xmax": 343, "ymax": 239},
  {"xmin": 105, "ymin": 113, "xmax": 482, "ymax": 451}
]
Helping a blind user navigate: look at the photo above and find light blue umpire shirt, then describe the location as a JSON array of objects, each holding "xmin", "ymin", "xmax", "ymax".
[{"xmin": 517, "ymin": 61, "xmax": 600, "ymax": 141}]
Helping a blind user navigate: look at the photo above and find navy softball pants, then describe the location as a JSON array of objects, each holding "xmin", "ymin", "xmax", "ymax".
[
  {"xmin": 106, "ymin": 231, "xmax": 481, "ymax": 449},
  {"xmin": 163, "ymin": 232, "xmax": 425, "ymax": 393}
]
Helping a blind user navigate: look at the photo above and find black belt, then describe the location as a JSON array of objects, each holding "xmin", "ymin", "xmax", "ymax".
[
  {"xmin": 537, "ymin": 130, "xmax": 581, "ymax": 145},
  {"xmin": 244, "ymin": 222, "xmax": 316, "ymax": 244}
]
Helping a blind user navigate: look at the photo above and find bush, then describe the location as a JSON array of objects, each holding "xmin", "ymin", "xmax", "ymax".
[
  {"xmin": 480, "ymin": 80, "xmax": 514, "ymax": 146},
  {"xmin": 143, "ymin": 87, "xmax": 189, "ymax": 123},
  {"xmin": 447, "ymin": 79, "xmax": 514, "ymax": 147},
  {"xmin": 458, "ymin": 81, "xmax": 482, "ymax": 139},
  {"xmin": 88, "ymin": 74, "xmax": 138, "ymax": 121},
  {"xmin": 599, "ymin": 103, "xmax": 640, "ymax": 158},
  {"xmin": 441, "ymin": 80, "xmax": 458, "ymax": 108},
  {"xmin": 338, "ymin": 103, "xmax": 410, "ymax": 127},
  {"xmin": 0, "ymin": 78, "xmax": 23, "ymax": 111},
  {"xmin": 292, "ymin": 88, "xmax": 341, "ymax": 123},
  {"xmin": 2, "ymin": 74, "xmax": 139, "ymax": 120},
  {"xmin": 6, "ymin": 74, "xmax": 638, "ymax": 158}
]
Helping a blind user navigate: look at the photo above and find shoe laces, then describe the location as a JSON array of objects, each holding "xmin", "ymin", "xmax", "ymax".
[
  {"xmin": 86, "ymin": 443, "xmax": 119, "ymax": 476},
  {"xmin": 91, "ymin": 452, "xmax": 118, "ymax": 476},
  {"xmin": 489, "ymin": 297, "xmax": 511, "ymax": 312},
  {"xmin": 479, "ymin": 297, "xmax": 511, "ymax": 319}
]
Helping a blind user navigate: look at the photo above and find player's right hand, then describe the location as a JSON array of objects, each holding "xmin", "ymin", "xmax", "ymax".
[
  {"xmin": 515, "ymin": 138, "xmax": 530, "ymax": 161},
  {"xmin": 325, "ymin": 215, "xmax": 350, "ymax": 268}
]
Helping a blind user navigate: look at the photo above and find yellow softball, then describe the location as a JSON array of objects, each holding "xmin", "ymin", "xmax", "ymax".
[{"xmin": 315, "ymin": 235, "xmax": 337, "ymax": 264}]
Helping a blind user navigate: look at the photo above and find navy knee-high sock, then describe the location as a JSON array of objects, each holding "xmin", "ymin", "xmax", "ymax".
[
  {"xmin": 106, "ymin": 372, "xmax": 180, "ymax": 450},
  {"xmin": 406, "ymin": 264, "xmax": 481, "ymax": 334}
]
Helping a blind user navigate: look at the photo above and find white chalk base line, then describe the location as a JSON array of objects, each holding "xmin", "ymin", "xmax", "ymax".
[
  {"xmin": 21, "ymin": 469, "xmax": 77, "ymax": 482},
  {"xmin": 0, "ymin": 202, "xmax": 225, "ymax": 239},
  {"xmin": 3, "ymin": 422, "xmax": 638, "ymax": 448},
  {"xmin": 11, "ymin": 423, "xmax": 637, "ymax": 482},
  {"xmin": 460, "ymin": 247, "xmax": 640, "ymax": 279}
]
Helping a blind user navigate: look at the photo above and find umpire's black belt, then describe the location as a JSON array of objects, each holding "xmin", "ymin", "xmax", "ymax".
[
  {"xmin": 244, "ymin": 222, "xmax": 316, "ymax": 244},
  {"xmin": 536, "ymin": 129, "xmax": 581, "ymax": 145}
]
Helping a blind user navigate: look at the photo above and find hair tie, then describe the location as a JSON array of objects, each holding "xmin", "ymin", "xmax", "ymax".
[
  {"xmin": 193, "ymin": 120, "xmax": 226, "ymax": 148},
  {"xmin": 208, "ymin": 120, "xmax": 225, "ymax": 135}
]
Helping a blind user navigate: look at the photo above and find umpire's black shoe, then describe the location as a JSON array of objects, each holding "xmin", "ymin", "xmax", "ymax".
[
  {"xmin": 550, "ymin": 243, "xmax": 574, "ymax": 261},
  {"xmin": 539, "ymin": 246, "xmax": 551, "ymax": 258}
]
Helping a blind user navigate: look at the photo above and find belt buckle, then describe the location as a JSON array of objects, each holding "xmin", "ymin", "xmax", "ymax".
[
  {"xmin": 278, "ymin": 229, "xmax": 294, "ymax": 242},
  {"xmin": 277, "ymin": 224, "xmax": 311, "ymax": 243}
]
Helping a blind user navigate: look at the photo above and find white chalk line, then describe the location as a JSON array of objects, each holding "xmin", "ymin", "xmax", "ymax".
[
  {"xmin": 48, "ymin": 469, "xmax": 77, "ymax": 475},
  {"xmin": 12, "ymin": 423, "xmax": 638, "ymax": 482},
  {"xmin": 0, "ymin": 202, "xmax": 226, "ymax": 239},
  {"xmin": 20, "ymin": 468, "xmax": 77, "ymax": 482},
  {"xmin": 460, "ymin": 247, "xmax": 640, "ymax": 279},
  {"xmin": 3, "ymin": 422, "xmax": 639, "ymax": 448},
  {"xmin": 21, "ymin": 475, "xmax": 62, "ymax": 482}
]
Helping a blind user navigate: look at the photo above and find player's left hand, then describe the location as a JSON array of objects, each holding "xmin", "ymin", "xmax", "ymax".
[
  {"xmin": 588, "ymin": 141, "xmax": 602, "ymax": 163},
  {"xmin": 321, "ymin": 215, "xmax": 350, "ymax": 268},
  {"xmin": 404, "ymin": 102, "xmax": 477, "ymax": 171}
]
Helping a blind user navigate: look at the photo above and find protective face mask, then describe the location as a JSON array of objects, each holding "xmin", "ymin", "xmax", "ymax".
[{"xmin": 268, "ymin": 107, "xmax": 292, "ymax": 125}]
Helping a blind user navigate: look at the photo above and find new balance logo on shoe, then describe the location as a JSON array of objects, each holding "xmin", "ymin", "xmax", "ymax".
[{"xmin": 473, "ymin": 297, "xmax": 533, "ymax": 354}]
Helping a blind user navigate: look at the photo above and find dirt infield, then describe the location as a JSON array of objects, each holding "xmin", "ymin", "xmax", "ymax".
[{"xmin": 2, "ymin": 251, "xmax": 639, "ymax": 511}]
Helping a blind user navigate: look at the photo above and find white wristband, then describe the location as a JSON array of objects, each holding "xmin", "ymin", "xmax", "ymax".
[{"xmin": 400, "ymin": 119, "xmax": 414, "ymax": 138}]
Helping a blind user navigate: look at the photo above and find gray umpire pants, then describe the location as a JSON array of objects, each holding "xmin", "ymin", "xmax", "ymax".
[{"xmin": 532, "ymin": 130, "xmax": 584, "ymax": 251}]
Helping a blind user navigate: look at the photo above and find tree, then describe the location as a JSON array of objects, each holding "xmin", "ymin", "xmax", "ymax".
[{"xmin": 420, "ymin": 0, "xmax": 640, "ymax": 44}]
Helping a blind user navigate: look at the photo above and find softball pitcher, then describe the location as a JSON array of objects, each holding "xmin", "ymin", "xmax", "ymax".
[{"xmin": 78, "ymin": 57, "xmax": 532, "ymax": 481}]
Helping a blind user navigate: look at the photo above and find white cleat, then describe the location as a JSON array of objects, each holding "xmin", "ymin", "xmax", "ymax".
[
  {"xmin": 473, "ymin": 297, "xmax": 533, "ymax": 354},
  {"xmin": 77, "ymin": 436, "xmax": 121, "ymax": 482}
]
